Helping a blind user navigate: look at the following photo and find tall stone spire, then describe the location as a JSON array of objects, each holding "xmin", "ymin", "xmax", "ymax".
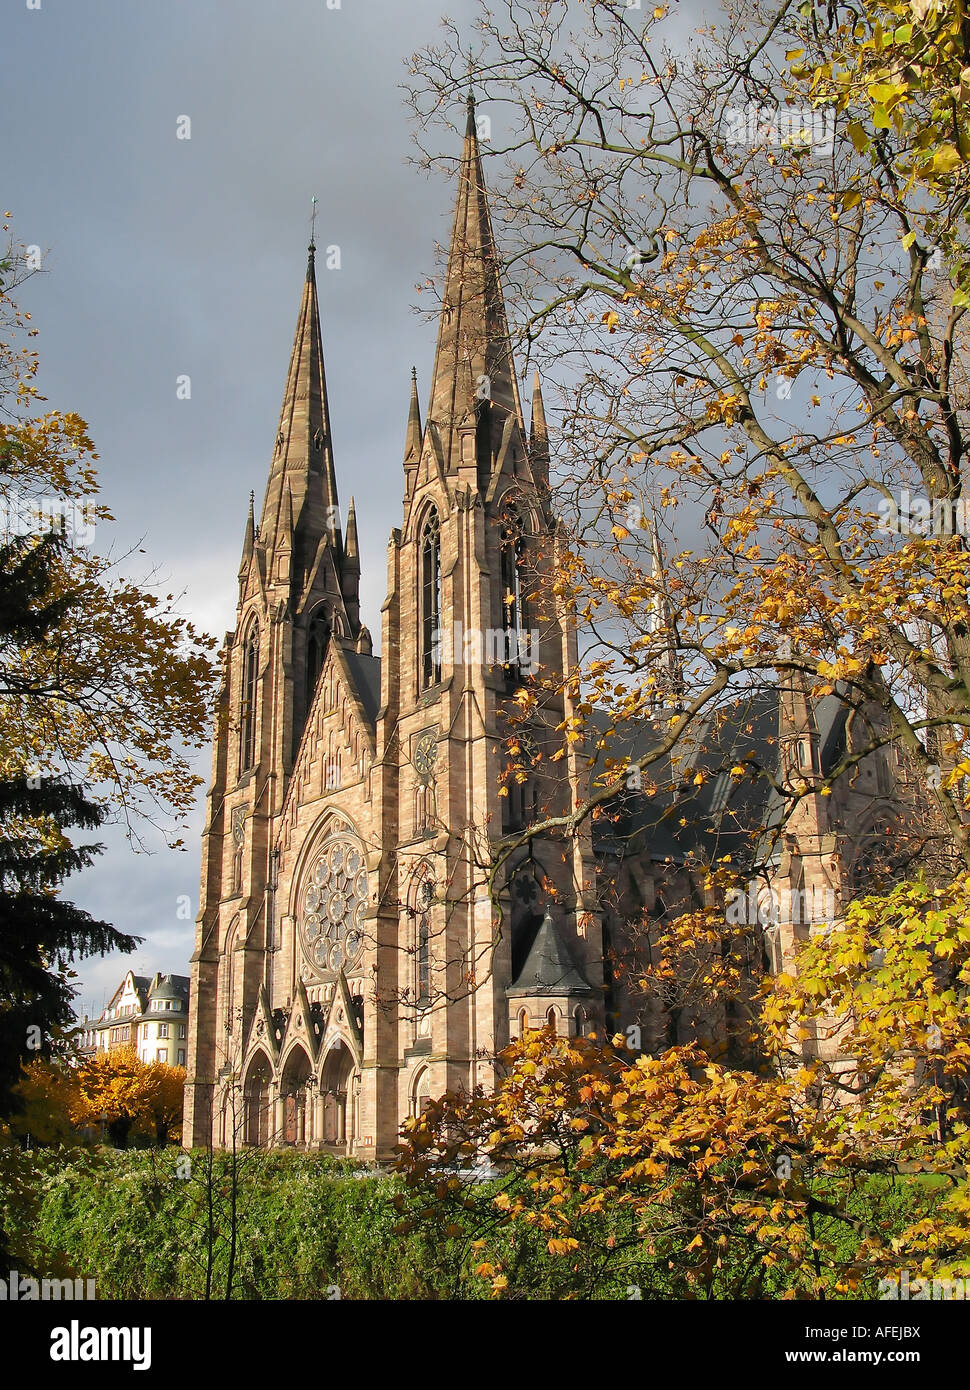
[
  {"xmin": 260, "ymin": 242, "xmax": 342, "ymax": 566},
  {"xmin": 426, "ymin": 91, "xmax": 525, "ymax": 474}
]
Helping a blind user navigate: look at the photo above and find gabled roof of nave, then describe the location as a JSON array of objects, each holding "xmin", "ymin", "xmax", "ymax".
[{"xmin": 589, "ymin": 685, "xmax": 855, "ymax": 869}]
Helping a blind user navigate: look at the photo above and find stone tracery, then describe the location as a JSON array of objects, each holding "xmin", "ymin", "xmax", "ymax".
[{"xmin": 300, "ymin": 829, "xmax": 367, "ymax": 978}]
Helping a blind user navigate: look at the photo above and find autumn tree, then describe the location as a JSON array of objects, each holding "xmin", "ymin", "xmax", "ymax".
[
  {"xmin": 394, "ymin": 0, "xmax": 970, "ymax": 1293},
  {"xmin": 395, "ymin": 871, "xmax": 970, "ymax": 1300},
  {"xmin": 68, "ymin": 1046, "xmax": 185, "ymax": 1149},
  {"xmin": 407, "ymin": 0, "xmax": 970, "ymax": 873},
  {"xmin": 5, "ymin": 1054, "xmax": 81, "ymax": 1148},
  {"xmin": 138, "ymin": 1057, "xmax": 186, "ymax": 1146},
  {"xmin": 0, "ymin": 531, "xmax": 138, "ymax": 1117},
  {"xmin": 0, "ymin": 226, "xmax": 217, "ymax": 1110},
  {"xmin": 805, "ymin": 0, "xmax": 970, "ymax": 204},
  {"xmin": 0, "ymin": 222, "xmax": 218, "ymax": 841}
]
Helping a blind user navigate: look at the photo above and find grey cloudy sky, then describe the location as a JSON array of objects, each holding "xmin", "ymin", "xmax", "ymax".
[{"xmin": 3, "ymin": 0, "xmax": 484, "ymax": 1017}]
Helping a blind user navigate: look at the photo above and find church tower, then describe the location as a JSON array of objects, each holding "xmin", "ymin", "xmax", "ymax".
[
  {"xmin": 183, "ymin": 241, "xmax": 362, "ymax": 1147},
  {"xmin": 367, "ymin": 93, "xmax": 602, "ymax": 1151},
  {"xmin": 184, "ymin": 96, "xmax": 601, "ymax": 1157}
]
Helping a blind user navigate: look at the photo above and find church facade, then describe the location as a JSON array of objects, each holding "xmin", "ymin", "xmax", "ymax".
[
  {"xmin": 183, "ymin": 98, "xmax": 926, "ymax": 1157},
  {"xmin": 183, "ymin": 98, "xmax": 604, "ymax": 1157}
]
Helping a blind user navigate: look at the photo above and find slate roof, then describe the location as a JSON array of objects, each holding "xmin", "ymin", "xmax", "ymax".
[
  {"xmin": 587, "ymin": 682, "xmax": 853, "ymax": 870},
  {"xmin": 506, "ymin": 907, "xmax": 592, "ymax": 997},
  {"xmin": 343, "ymin": 650, "xmax": 382, "ymax": 728},
  {"xmin": 149, "ymin": 973, "xmax": 190, "ymax": 1001},
  {"xmin": 138, "ymin": 973, "xmax": 190, "ymax": 1021}
]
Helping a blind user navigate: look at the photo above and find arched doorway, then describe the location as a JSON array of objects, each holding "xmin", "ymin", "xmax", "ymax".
[
  {"xmin": 280, "ymin": 1046, "xmax": 313, "ymax": 1147},
  {"xmin": 320, "ymin": 1041, "xmax": 358, "ymax": 1152},
  {"xmin": 411, "ymin": 1066, "xmax": 432, "ymax": 1118},
  {"xmin": 243, "ymin": 1052, "xmax": 272, "ymax": 1147}
]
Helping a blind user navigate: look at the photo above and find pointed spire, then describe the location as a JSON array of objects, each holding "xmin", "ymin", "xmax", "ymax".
[
  {"xmin": 530, "ymin": 370, "xmax": 548, "ymax": 444},
  {"xmin": 647, "ymin": 512, "xmax": 685, "ymax": 711},
  {"xmin": 341, "ymin": 495, "xmax": 361, "ymax": 627},
  {"xmin": 260, "ymin": 240, "xmax": 342, "ymax": 563},
  {"xmin": 425, "ymin": 90, "xmax": 525, "ymax": 474},
  {"xmin": 238, "ymin": 491, "xmax": 255, "ymax": 581},
  {"xmin": 506, "ymin": 906, "xmax": 592, "ymax": 998},
  {"xmin": 404, "ymin": 366, "xmax": 423, "ymax": 465},
  {"xmin": 345, "ymin": 496, "xmax": 359, "ymax": 565},
  {"xmin": 530, "ymin": 370, "xmax": 550, "ymax": 483}
]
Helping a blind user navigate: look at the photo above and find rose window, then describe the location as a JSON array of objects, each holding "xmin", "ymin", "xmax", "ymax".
[{"xmin": 300, "ymin": 831, "xmax": 367, "ymax": 976}]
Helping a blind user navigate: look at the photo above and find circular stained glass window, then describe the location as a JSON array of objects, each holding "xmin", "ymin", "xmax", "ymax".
[{"xmin": 299, "ymin": 830, "xmax": 367, "ymax": 976}]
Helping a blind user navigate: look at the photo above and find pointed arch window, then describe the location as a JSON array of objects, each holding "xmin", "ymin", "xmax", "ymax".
[
  {"xmin": 240, "ymin": 624, "xmax": 259, "ymax": 773},
  {"xmin": 420, "ymin": 510, "xmax": 442, "ymax": 689},
  {"xmin": 306, "ymin": 609, "xmax": 330, "ymax": 713},
  {"xmin": 408, "ymin": 866, "xmax": 435, "ymax": 1009},
  {"xmin": 222, "ymin": 916, "xmax": 240, "ymax": 1034},
  {"xmin": 417, "ymin": 876, "xmax": 433, "ymax": 1007},
  {"xmin": 500, "ymin": 514, "xmax": 528, "ymax": 681}
]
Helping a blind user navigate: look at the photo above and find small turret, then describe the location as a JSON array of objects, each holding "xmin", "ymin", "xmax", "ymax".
[
  {"xmin": 342, "ymin": 496, "xmax": 361, "ymax": 629},
  {"xmin": 238, "ymin": 492, "xmax": 255, "ymax": 585},
  {"xmin": 404, "ymin": 367, "xmax": 422, "ymax": 473},
  {"xmin": 529, "ymin": 370, "xmax": 550, "ymax": 490}
]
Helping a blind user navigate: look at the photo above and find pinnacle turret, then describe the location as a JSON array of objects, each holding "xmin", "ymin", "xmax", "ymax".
[
  {"xmin": 238, "ymin": 492, "xmax": 255, "ymax": 582},
  {"xmin": 530, "ymin": 371, "xmax": 550, "ymax": 486},
  {"xmin": 404, "ymin": 367, "xmax": 422, "ymax": 466},
  {"xmin": 345, "ymin": 496, "xmax": 359, "ymax": 565},
  {"xmin": 647, "ymin": 514, "xmax": 685, "ymax": 710}
]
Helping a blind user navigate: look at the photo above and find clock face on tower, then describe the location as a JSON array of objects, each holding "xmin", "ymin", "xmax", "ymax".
[
  {"xmin": 299, "ymin": 830, "xmax": 367, "ymax": 978},
  {"xmin": 413, "ymin": 731, "xmax": 438, "ymax": 782}
]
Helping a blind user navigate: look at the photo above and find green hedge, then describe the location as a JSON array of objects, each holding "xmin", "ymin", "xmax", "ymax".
[
  {"xmin": 1, "ymin": 1147, "xmax": 455, "ymax": 1300},
  {"xmin": 0, "ymin": 1146, "xmax": 934, "ymax": 1300}
]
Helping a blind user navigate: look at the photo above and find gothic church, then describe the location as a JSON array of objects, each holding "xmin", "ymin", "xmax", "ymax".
[{"xmin": 183, "ymin": 97, "xmax": 918, "ymax": 1156}]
